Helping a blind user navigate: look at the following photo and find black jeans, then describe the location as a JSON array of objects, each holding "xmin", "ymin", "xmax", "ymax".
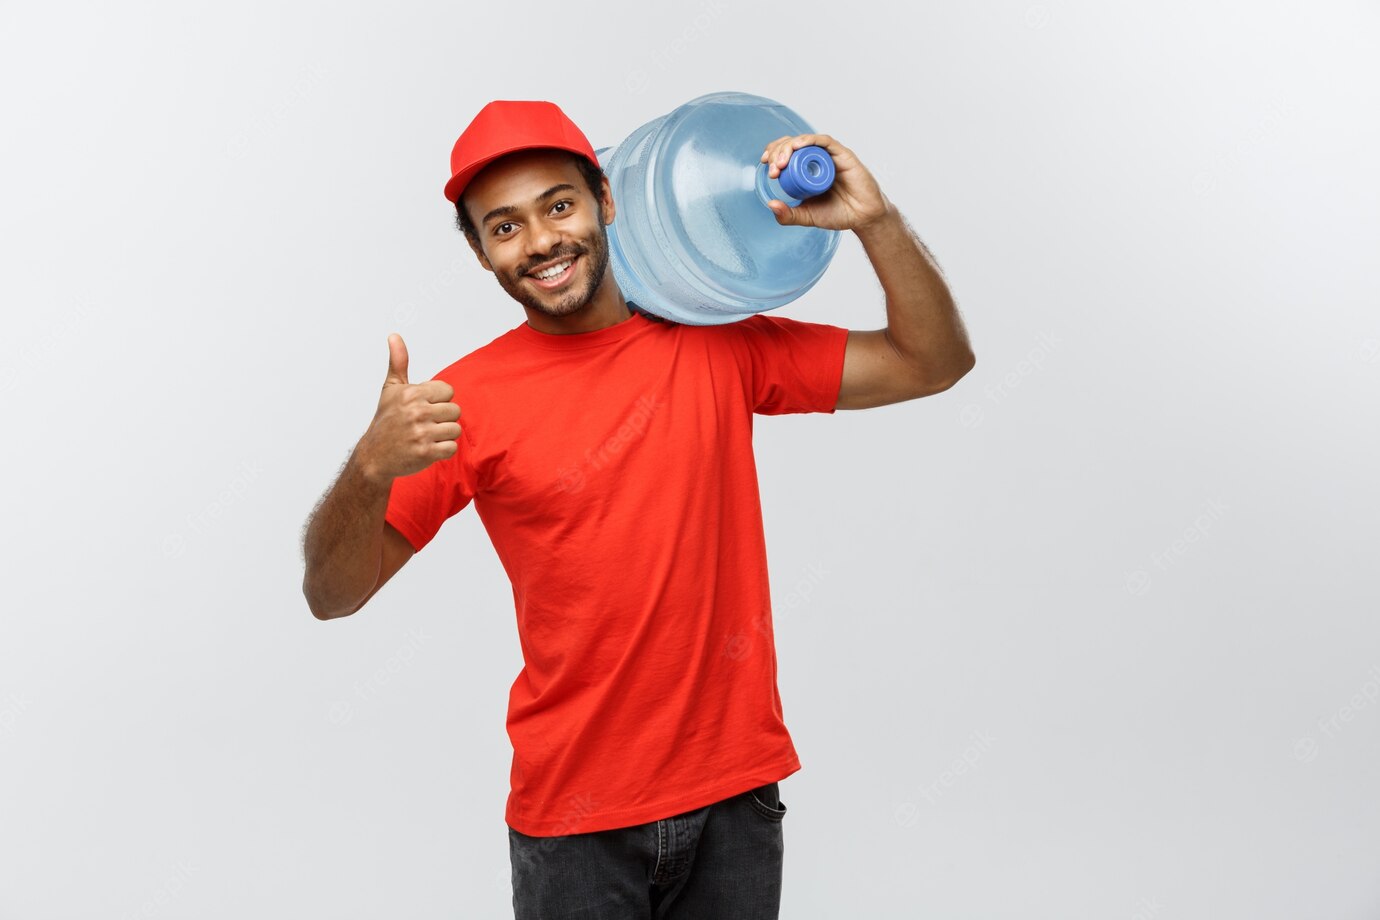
[{"xmin": 508, "ymin": 781, "xmax": 788, "ymax": 919}]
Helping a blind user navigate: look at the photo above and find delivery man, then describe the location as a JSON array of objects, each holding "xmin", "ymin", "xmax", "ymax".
[{"xmin": 301, "ymin": 99, "xmax": 974, "ymax": 919}]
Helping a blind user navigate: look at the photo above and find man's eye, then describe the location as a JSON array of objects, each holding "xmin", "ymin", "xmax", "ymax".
[{"xmin": 494, "ymin": 201, "xmax": 572, "ymax": 237}]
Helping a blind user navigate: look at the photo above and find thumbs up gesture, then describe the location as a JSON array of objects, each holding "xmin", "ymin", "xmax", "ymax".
[
  {"xmin": 384, "ymin": 331, "xmax": 411, "ymax": 387},
  {"xmin": 356, "ymin": 333, "xmax": 462, "ymax": 484}
]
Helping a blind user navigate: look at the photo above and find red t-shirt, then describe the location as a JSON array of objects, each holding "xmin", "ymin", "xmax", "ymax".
[{"xmin": 383, "ymin": 308, "xmax": 849, "ymax": 836}]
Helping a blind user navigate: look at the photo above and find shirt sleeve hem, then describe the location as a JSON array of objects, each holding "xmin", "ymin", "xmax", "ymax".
[
  {"xmin": 384, "ymin": 508, "xmax": 429, "ymax": 554},
  {"xmin": 819, "ymin": 325, "xmax": 850, "ymax": 414}
]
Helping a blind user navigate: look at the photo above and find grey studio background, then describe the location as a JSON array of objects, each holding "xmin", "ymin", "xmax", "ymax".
[{"xmin": 1, "ymin": 1, "xmax": 1377, "ymax": 917}]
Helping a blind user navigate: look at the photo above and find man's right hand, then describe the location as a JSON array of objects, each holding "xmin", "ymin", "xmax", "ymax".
[{"xmin": 355, "ymin": 333, "xmax": 462, "ymax": 484}]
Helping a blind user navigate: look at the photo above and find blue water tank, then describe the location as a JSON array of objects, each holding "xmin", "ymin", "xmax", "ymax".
[{"xmin": 595, "ymin": 91, "xmax": 840, "ymax": 325}]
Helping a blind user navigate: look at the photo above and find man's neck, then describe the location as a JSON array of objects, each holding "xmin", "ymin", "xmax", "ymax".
[{"xmin": 523, "ymin": 285, "xmax": 631, "ymax": 335}]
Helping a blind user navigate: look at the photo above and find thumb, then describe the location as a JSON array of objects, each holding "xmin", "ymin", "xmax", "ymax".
[
  {"xmin": 768, "ymin": 200, "xmax": 798, "ymax": 225},
  {"xmin": 385, "ymin": 333, "xmax": 409, "ymax": 386}
]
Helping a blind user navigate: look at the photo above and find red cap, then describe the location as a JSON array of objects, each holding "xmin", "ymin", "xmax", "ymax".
[{"xmin": 444, "ymin": 100, "xmax": 601, "ymax": 204}]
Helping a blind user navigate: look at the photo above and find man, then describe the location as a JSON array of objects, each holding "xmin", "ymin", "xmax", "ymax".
[{"xmin": 301, "ymin": 99, "xmax": 974, "ymax": 919}]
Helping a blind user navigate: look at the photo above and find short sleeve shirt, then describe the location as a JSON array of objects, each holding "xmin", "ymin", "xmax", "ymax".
[{"xmin": 384, "ymin": 307, "xmax": 848, "ymax": 836}]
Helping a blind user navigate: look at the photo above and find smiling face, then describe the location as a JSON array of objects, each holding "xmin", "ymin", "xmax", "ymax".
[{"xmin": 460, "ymin": 149, "xmax": 617, "ymax": 322}]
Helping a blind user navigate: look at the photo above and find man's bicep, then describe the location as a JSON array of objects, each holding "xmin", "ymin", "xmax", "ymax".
[{"xmin": 834, "ymin": 329, "xmax": 933, "ymax": 410}]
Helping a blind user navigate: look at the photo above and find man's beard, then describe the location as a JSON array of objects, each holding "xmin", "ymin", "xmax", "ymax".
[{"xmin": 497, "ymin": 218, "xmax": 613, "ymax": 320}]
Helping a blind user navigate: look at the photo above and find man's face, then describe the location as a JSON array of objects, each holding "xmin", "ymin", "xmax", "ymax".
[{"xmin": 461, "ymin": 149, "xmax": 615, "ymax": 321}]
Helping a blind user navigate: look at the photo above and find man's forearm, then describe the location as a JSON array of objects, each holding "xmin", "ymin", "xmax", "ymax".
[
  {"xmin": 301, "ymin": 449, "xmax": 392, "ymax": 619},
  {"xmin": 855, "ymin": 204, "xmax": 975, "ymax": 389}
]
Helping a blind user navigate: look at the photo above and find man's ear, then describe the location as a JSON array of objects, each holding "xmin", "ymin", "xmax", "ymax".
[
  {"xmin": 458, "ymin": 196, "xmax": 494, "ymax": 271},
  {"xmin": 465, "ymin": 232, "xmax": 493, "ymax": 272},
  {"xmin": 601, "ymin": 175, "xmax": 616, "ymax": 225}
]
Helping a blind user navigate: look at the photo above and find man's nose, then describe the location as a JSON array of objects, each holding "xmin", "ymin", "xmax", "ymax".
[{"xmin": 525, "ymin": 218, "xmax": 566, "ymax": 261}]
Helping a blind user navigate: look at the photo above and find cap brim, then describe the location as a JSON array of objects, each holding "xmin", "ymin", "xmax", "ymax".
[{"xmin": 444, "ymin": 142, "xmax": 590, "ymax": 203}]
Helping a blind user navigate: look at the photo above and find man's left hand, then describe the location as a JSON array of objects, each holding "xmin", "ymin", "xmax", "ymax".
[{"xmin": 760, "ymin": 133, "xmax": 892, "ymax": 232}]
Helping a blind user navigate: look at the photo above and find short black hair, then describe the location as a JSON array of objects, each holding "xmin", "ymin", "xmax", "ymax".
[{"xmin": 454, "ymin": 151, "xmax": 606, "ymax": 249}]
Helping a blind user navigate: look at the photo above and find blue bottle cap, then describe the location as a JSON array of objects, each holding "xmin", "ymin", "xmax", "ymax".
[{"xmin": 776, "ymin": 145, "xmax": 835, "ymax": 201}]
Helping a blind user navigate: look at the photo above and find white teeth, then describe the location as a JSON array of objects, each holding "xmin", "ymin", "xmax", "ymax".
[{"xmin": 533, "ymin": 259, "xmax": 573, "ymax": 280}]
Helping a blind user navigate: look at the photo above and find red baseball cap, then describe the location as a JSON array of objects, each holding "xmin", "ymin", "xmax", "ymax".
[{"xmin": 444, "ymin": 100, "xmax": 601, "ymax": 204}]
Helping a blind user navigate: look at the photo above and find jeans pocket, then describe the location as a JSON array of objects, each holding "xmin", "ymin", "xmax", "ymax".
[{"xmin": 746, "ymin": 781, "xmax": 788, "ymax": 821}]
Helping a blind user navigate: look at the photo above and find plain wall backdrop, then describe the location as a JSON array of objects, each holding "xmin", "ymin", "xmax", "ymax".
[{"xmin": 2, "ymin": 0, "xmax": 1377, "ymax": 917}]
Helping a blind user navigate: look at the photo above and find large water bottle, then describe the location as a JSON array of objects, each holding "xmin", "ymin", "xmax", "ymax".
[{"xmin": 594, "ymin": 91, "xmax": 840, "ymax": 326}]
